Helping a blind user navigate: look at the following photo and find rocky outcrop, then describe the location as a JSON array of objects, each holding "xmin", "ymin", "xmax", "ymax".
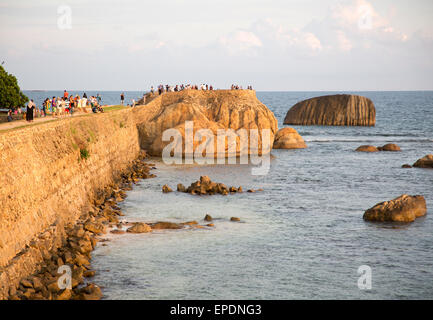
[
  {"xmin": 284, "ymin": 94, "xmax": 376, "ymax": 126},
  {"xmin": 363, "ymin": 194, "xmax": 427, "ymax": 222},
  {"xmin": 133, "ymin": 90, "xmax": 278, "ymax": 157},
  {"xmin": 413, "ymin": 154, "xmax": 433, "ymax": 168},
  {"xmin": 356, "ymin": 145, "xmax": 379, "ymax": 152},
  {"xmin": 272, "ymin": 127, "xmax": 307, "ymax": 149}
]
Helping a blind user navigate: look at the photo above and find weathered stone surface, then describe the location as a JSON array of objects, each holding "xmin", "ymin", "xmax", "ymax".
[
  {"xmin": 134, "ymin": 90, "xmax": 278, "ymax": 157},
  {"xmin": 363, "ymin": 194, "xmax": 427, "ymax": 222},
  {"xmin": 126, "ymin": 223, "xmax": 152, "ymax": 233},
  {"xmin": 378, "ymin": 143, "xmax": 401, "ymax": 151},
  {"xmin": 284, "ymin": 94, "xmax": 376, "ymax": 126},
  {"xmin": 84, "ymin": 222, "xmax": 105, "ymax": 235},
  {"xmin": 273, "ymin": 127, "xmax": 307, "ymax": 149},
  {"xmin": 356, "ymin": 145, "xmax": 379, "ymax": 152},
  {"xmin": 413, "ymin": 154, "xmax": 433, "ymax": 168}
]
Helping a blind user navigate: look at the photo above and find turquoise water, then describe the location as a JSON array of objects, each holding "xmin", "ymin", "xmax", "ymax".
[{"xmin": 73, "ymin": 91, "xmax": 432, "ymax": 299}]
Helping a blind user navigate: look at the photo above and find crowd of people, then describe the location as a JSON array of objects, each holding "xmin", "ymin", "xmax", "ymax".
[
  {"xmin": 6, "ymin": 85, "xmax": 254, "ymax": 123},
  {"xmin": 19, "ymin": 90, "xmax": 104, "ymax": 123},
  {"xmin": 148, "ymin": 83, "xmax": 253, "ymax": 96}
]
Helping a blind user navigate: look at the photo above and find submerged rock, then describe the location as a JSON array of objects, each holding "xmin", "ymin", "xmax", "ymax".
[
  {"xmin": 150, "ymin": 222, "xmax": 183, "ymax": 230},
  {"xmin": 204, "ymin": 214, "xmax": 213, "ymax": 222},
  {"xmin": 356, "ymin": 145, "xmax": 379, "ymax": 152},
  {"xmin": 413, "ymin": 154, "xmax": 433, "ymax": 168},
  {"xmin": 363, "ymin": 194, "xmax": 427, "ymax": 222},
  {"xmin": 402, "ymin": 164, "xmax": 412, "ymax": 168},
  {"xmin": 284, "ymin": 94, "xmax": 376, "ymax": 126},
  {"xmin": 126, "ymin": 223, "xmax": 152, "ymax": 233},
  {"xmin": 272, "ymin": 127, "xmax": 307, "ymax": 149},
  {"xmin": 230, "ymin": 217, "xmax": 241, "ymax": 222},
  {"xmin": 378, "ymin": 143, "xmax": 401, "ymax": 151}
]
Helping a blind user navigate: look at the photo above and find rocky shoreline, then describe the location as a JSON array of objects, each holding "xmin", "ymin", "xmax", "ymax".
[{"xmin": 7, "ymin": 151, "xmax": 156, "ymax": 300}]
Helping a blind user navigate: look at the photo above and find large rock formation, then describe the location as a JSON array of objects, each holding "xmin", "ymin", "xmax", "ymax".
[
  {"xmin": 363, "ymin": 194, "xmax": 427, "ymax": 222},
  {"xmin": 413, "ymin": 154, "xmax": 433, "ymax": 168},
  {"xmin": 133, "ymin": 90, "xmax": 278, "ymax": 157},
  {"xmin": 284, "ymin": 94, "xmax": 376, "ymax": 126},
  {"xmin": 273, "ymin": 127, "xmax": 307, "ymax": 149}
]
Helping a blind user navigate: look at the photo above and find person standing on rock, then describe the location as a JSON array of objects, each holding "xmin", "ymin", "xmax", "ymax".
[{"xmin": 120, "ymin": 92, "xmax": 125, "ymax": 105}]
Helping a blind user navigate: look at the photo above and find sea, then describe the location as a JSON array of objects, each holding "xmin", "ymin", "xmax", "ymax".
[{"xmin": 23, "ymin": 90, "xmax": 433, "ymax": 299}]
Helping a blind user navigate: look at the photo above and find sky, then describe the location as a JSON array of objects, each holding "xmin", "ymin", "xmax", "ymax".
[{"xmin": 1, "ymin": 0, "xmax": 433, "ymax": 91}]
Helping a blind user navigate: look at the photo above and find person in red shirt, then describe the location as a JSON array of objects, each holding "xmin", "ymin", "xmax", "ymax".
[{"xmin": 64, "ymin": 90, "xmax": 69, "ymax": 99}]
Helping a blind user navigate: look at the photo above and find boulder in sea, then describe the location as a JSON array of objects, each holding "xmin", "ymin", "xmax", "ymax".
[
  {"xmin": 272, "ymin": 127, "xmax": 307, "ymax": 149},
  {"xmin": 363, "ymin": 194, "xmax": 427, "ymax": 222},
  {"xmin": 204, "ymin": 214, "xmax": 213, "ymax": 222},
  {"xmin": 378, "ymin": 143, "xmax": 401, "ymax": 152},
  {"xmin": 134, "ymin": 90, "xmax": 278, "ymax": 157},
  {"xmin": 284, "ymin": 94, "xmax": 376, "ymax": 126},
  {"xmin": 413, "ymin": 154, "xmax": 433, "ymax": 168},
  {"xmin": 402, "ymin": 164, "xmax": 412, "ymax": 168},
  {"xmin": 126, "ymin": 222, "xmax": 152, "ymax": 233},
  {"xmin": 230, "ymin": 217, "xmax": 241, "ymax": 222},
  {"xmin": 356, "ymin": 145, "xmax": 379, "ymax": 152},
  {"xmin": 177, "ymin": 183, "xmax": 186, "ymax": 192},
  {"xmin": 162, "ymin": 184, "xmax": 173, "ymax": 193}
]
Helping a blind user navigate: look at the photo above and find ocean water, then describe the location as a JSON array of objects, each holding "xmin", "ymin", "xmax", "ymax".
[{"xmin": 75, "ymin": 91, "xmax": 431, "ymax": 299}]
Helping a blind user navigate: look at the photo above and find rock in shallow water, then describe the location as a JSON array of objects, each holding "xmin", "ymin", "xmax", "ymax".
[
  {"xmin": 126, "ymin": 223, "xmax": 152, "ymax": 233},
  {"xmin": 363, "ymin": 194, "xmax": 427, "ymax": 222},
  {"xmin": 356, "ymin": 145, "xmax": 379, "ymax": 152},
  {"xmin": 378, "ymin": 143, "xmax": 401, "ymax": 151},
  {"xmin": 272, "ymin": 127, "xmax": 307, "ymax": 149},
  {"xmin": 413, "ymin": 154, "xmax": 433, "ymax": 168}
]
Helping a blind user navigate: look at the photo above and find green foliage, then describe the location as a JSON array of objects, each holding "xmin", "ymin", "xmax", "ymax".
[
  {"xmin": 80, "ymin": 148, "xmax": 90, "ymax": 160},
  {"xmin": 0, "ymin": 65, "xmax": 28, "ymax": 109}
]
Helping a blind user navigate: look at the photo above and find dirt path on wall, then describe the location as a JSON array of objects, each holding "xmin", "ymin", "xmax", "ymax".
[{"xmin": 0, "ymin": 106, "xmax": 125, "ymax": 133}]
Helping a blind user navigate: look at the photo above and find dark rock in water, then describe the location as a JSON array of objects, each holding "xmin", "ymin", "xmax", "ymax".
[
  {"xmin": 150, "ymin": 222, "xmax": 183, "ymax": 230},
  {"xmin": 204, "ymin": 214, "xmax": 213, "ymax": 222},
  {"xmin": 378, "ymin": 143, "xmax": 401, "ymax": 151},
  {"xmin": 183, "ymin": 176, "xmax": 239, "ymax": 196},
  {"xmin": 110, "ymin": 229, "xmax": 125, "ymax": 234},
  {"xmin": 284, "ymin": 94, "xmax": 376, "ymax": 126},
  {"xmin": 162, "ymin": 184, "xmax": 173, "ymax": 193},
  {"xmin": 356, "ymin": 145, "xmax": 379, "ymax": 152},
  {"xmin": 363, "ymin": 194, "xmax": 427, "ymax": 222},
  {"xmin": 177, "ymin": 183, "xmax": 186, "ymax": 192},
  {"xmin": 126, "ymin": 223, "xmax": 152, "ymax": 233},
  {"xmin": 402, "ymin": 164, "xmax": 412, "ymax": 168},
  {"xmin": 413, "ymin": 154, "xmax": 433, "ymax": 168},
  {"xmin": 230, "ymin": 217, "xmax": 241, "ymax": 222}
]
